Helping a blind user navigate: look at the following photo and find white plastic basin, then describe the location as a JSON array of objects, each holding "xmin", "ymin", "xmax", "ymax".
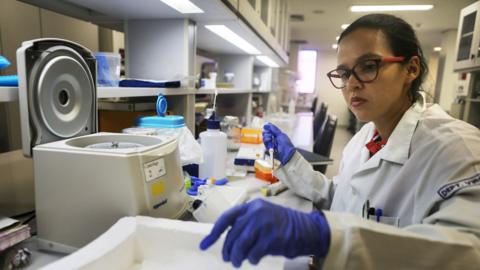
[{"xmin": 40, "ymin": 216, "xmax": 284, "ymax": 270}]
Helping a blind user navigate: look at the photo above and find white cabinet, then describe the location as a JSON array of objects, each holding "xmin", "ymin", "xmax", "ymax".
[
  {"xmin": 454, "ymin": 1, "xmax": 480, "ymax": 72},
  {"xmin": 6, "ymin": 0, "xmax": 290, "ymax": 133},
  {"xmin": 225, "ymin": 0, "xmax": 239, "ymax": 9},
  {"xmin": 238, "ymin": 0, "xmax": 289, "ymax": 62},
  {"xmin": 462, "ymin": 71, "xmax": 480, "ymax": 128}
]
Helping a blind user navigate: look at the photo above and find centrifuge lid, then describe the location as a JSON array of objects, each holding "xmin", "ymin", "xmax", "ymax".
[{"xmin": 17, "ymin": 38, "xmax": 97, "ymax": 157}]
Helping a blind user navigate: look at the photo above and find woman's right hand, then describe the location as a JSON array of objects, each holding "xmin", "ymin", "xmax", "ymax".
[{"xmin": 262, "ymin": 123, "xmax": 296, "ymax": 165}]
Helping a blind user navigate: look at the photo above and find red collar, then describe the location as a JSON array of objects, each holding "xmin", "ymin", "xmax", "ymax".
[{"xmin": 365, "ymin": 130, "xmax": 387, "ymax": 157}]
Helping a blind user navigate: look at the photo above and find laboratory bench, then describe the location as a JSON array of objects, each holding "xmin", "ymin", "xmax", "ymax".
[
  {"xmin": 11, "ymin": 174, "xmax": 314, "ymax": 269},
  {"xmin": 7, "ymin": 112, "xmax": 328, "ymax": 269},
  {"xmin": 7, "ymin": 177, "xmax": 325, "ymax": 268},
  {"xmin": 0, "ymin": 84, "xmax": 330, "ymax": 268}
]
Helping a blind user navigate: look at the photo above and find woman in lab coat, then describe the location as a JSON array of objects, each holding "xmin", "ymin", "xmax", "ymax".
[{"xmin": 200, "ymin": 14, "xmax": 480, "ymax": 269}]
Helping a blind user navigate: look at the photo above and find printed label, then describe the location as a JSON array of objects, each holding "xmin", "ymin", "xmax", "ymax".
[
  {"xmin": 143, "ymin": 158, "xmax": 166, "ymax": 182},
  {"xmin": 437, "ymin": 174, "xmax": 480, "ymax": 199}
]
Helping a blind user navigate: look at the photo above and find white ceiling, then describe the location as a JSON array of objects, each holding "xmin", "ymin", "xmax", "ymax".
[{"xmin": 287, "ymin": 0, "xmax": 477, "ymax": 52}]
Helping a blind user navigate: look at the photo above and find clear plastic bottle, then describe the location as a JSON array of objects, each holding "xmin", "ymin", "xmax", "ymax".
[
  {"xmin": 288, "ymin": 98, "xmax": 296, "ymax": 115},
  {"xmin": 199, "ymin": 118, "xmax": 227, "ymax": 179}
]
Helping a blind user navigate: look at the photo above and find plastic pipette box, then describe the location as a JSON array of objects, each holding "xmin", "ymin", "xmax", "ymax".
[
  {"xmin": 240, "ymin": 128, "xmax": 262, "ymax": 144},
  {"xmin": 254, "ymin": 159, "xmax": 278, "ymax": 183},
  {"xmin": 94, "ymin": 52, "xmax": 121, "ymax": 87}
]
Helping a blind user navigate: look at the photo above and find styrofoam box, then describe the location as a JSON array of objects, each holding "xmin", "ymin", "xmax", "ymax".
[{"xmin": 40, "ymin": 216, "xmax": 284, "ymax": 270}]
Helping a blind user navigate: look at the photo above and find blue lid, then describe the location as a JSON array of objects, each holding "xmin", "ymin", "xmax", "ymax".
[
  {"xmin": 206, "ymin": 112, "xmax": 220, "ymax": 129},
  {"xmin": 136, "ymin": 115, "xmax": 185, "ymax": 128},
  {"xmin": 0, "ymin": 55, "xmax": 11, "ymax": 70},
  {"xmin": 156, "ymin": 94, "xmax": 168, "ymax": 116},
  {"xmin": 136, "ymin": 94, "xmax": 185, "ymax": 128},
  {"xmin": 207, "ymin": 118, "xmax": 220, "ymax": 129}
]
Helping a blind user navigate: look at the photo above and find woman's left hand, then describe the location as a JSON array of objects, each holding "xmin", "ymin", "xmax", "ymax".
[{"xmin": 199, "ymin": 198, "xmax": 331, "ymax": 268}]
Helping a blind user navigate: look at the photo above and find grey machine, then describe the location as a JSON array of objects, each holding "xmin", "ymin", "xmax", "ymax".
[{"xmin": 16, "ymin": 39, "xmax": 189, "ymax": 253}]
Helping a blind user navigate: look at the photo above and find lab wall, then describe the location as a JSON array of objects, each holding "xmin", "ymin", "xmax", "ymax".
[
  {"xmin": 315, "ymin": 51, "xmax": 350, "ymax": 127},
  {"xmin": 424, "ymin": 52, "xmax": 440, "ymax": 103},
  {"xmin": 436, "ymin": 29, "xmax": 460, "ymax": 111},
  {"xmin": 0, "ymin": 0, "xmax": 99, "ymax": 215}
]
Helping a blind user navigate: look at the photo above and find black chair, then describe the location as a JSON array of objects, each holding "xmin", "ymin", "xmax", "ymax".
[
  {"xmin": 311, "ymin": 97, "xmax": 318, "ymax": 114},
  {"xmin": 312, "ymin": 114, "xmax": 338, "ymax": 173},
  {"xmin": 313, "ymin": 102, "xmax": 328, "ymax": 140}
]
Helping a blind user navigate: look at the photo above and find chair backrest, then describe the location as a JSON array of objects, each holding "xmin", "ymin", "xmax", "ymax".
[
  {"xmin": 313, "ymin": 102, "xmax": 327, "ymax": 140},
  {"xmin": 311, "ymin": 97, "xmax": 318, "ymax": 114},
  {"xmin": 313, "ymin": 114, "xmax": 338, "ymax": 157}
]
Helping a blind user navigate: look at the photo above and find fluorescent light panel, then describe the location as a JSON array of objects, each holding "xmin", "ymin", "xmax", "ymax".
[
  {"xmin": 341, "ymin": 24, "xmax": 350, "ymax": 30},
  {"xmin": 160, "ymin": 0, "xmax": 204, "ymax": 14},
  {"xmin": 350, "ymin": 5, "xmax": 434, "ymax": 12},
  {"xmin": 434, "ymin": 47, "xmax": 442, "ymax": 52},
  {"xmin": 256, "ymin": 56, "xmax": 279, "ymax": 68},
  {"xmin": 205, "ymin": 25, "xmax": 260, "ymax": 54},
  {"xmin": 332, "ymin": 44, "xmax": 338, "ymax": 49}
]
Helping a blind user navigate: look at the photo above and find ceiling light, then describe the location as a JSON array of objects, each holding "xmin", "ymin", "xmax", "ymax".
[
  {"xmin": 350, "ymin": 5, "xmax": 434, "ymax": 12},
  {"xmin": 291, "ymin": 39, "xmax": 308, "ymax": 44},
  {"xmin": 341, "ymin": 24, "xmax": 350, "ymax": 30},
  {"xmin": 205, "ymin": 25, "xmax": 260, "ymax": 54},
  {"xmin": 336, "ymin": 36, "xmax": 340, "ymax": 41},
  {"xmin": 434, "ymin": 47, "xmax": 442, "ymax": 52},
  {"xmin": 256, "ymin": 56, "xmax": 279, "ymax": 68},
  {"xmin": 290, "ymin": 14, "xmax": 305, "ymax": 22},
  {"xmin": 332, "ymin": 44, "xmax": 338, "ymax": 49},
  {"xmin": 160, "ymin": 0, "xmax": 204, "ymax": 14}
]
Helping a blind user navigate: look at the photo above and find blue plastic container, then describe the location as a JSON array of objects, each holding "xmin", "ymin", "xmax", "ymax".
[
  {"xmin": 135, "ymin": 94, "xmax": 185, "ymax": 128},
  {"xmin": 136, "ymin": 115, "xmax": 185, "ymax": 129},
  {"xmin": 94, "ymin": 52, "xmax": 120, "ymax": 86}
]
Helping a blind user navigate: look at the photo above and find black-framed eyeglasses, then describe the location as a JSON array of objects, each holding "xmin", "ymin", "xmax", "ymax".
[{"xmin": 326, "ymin": 56, "xmax": 406, "ymax": 89}]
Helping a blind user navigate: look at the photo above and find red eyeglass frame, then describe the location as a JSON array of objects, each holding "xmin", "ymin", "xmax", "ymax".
[{"xmin": 327, "ymin": 56, "xmax": 407, "ymax": 89}]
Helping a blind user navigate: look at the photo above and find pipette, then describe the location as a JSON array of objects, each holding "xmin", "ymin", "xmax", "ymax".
[
  {"xmin": 269, "ymin": 148, "xmax": 274, "ymax": 170},
  {"xmin": 269, "ymin": 136, "xmax": 275, "ymax": 170}
]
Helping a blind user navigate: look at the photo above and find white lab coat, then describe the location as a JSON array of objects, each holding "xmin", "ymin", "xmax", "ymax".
[{"xmin": 274, "ymin": 96, "xmax": 480, "ymax": 269}]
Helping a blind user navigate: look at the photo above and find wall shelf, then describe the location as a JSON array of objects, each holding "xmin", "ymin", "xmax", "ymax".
[
  {"xmin": 196, "ymin": 88, "xmax": 253, "ymax": 95},
  {"xmin": 0, "ymin": 87, "xmax": 18, "ymax": 102},
  {"xmin": 253, "ymin": 89, "xmax": 272, "ymax": 93},
  {"xmin": 98, "ymin": 87, "xmax": 195, "ymax": 98},
  {"xmin": 0, "ymin": 86, "xmax": 196, "ymax": 130},
  {"xmin": 0, "ymin": 87, "xmax": 197, "ymax": 102},
  {"xmin": 2, "ymin": 86, "xmax": 262, "ymax": 127}
]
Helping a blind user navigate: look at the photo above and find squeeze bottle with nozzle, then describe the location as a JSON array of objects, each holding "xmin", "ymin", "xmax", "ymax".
[{"xmin": 199, "ymin": 115, "xmax": 227, "ymax": 179}]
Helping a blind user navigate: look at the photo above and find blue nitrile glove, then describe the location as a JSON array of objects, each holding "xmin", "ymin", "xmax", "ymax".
[
  {"xmin": 199, "ymin": 199, "xmax": 330, "ymax": 268},
  {"xmin": 263, "ymin": 123, "xmax": 296, "ymax": 165}
]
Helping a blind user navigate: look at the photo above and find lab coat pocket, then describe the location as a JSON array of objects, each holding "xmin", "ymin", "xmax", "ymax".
[{"xmin": 369, "ymin": 215, "xmax": 400, "ymax": 227}]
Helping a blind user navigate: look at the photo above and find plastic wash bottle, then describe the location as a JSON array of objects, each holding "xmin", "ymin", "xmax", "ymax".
[{"xmin": 199, "ymin": 117, "xmax": 227, "ymax": 179}]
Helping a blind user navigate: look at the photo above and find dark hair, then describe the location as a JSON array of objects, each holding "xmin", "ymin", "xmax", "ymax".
[{"xmin": 338, "ymin": 14, "xmax": 428, "ymax": 102}]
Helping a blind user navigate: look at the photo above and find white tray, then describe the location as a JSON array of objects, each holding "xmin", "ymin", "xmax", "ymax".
[{"xmin": 40, "ymin": 216, "xmax": 284, "ymax": 270}]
